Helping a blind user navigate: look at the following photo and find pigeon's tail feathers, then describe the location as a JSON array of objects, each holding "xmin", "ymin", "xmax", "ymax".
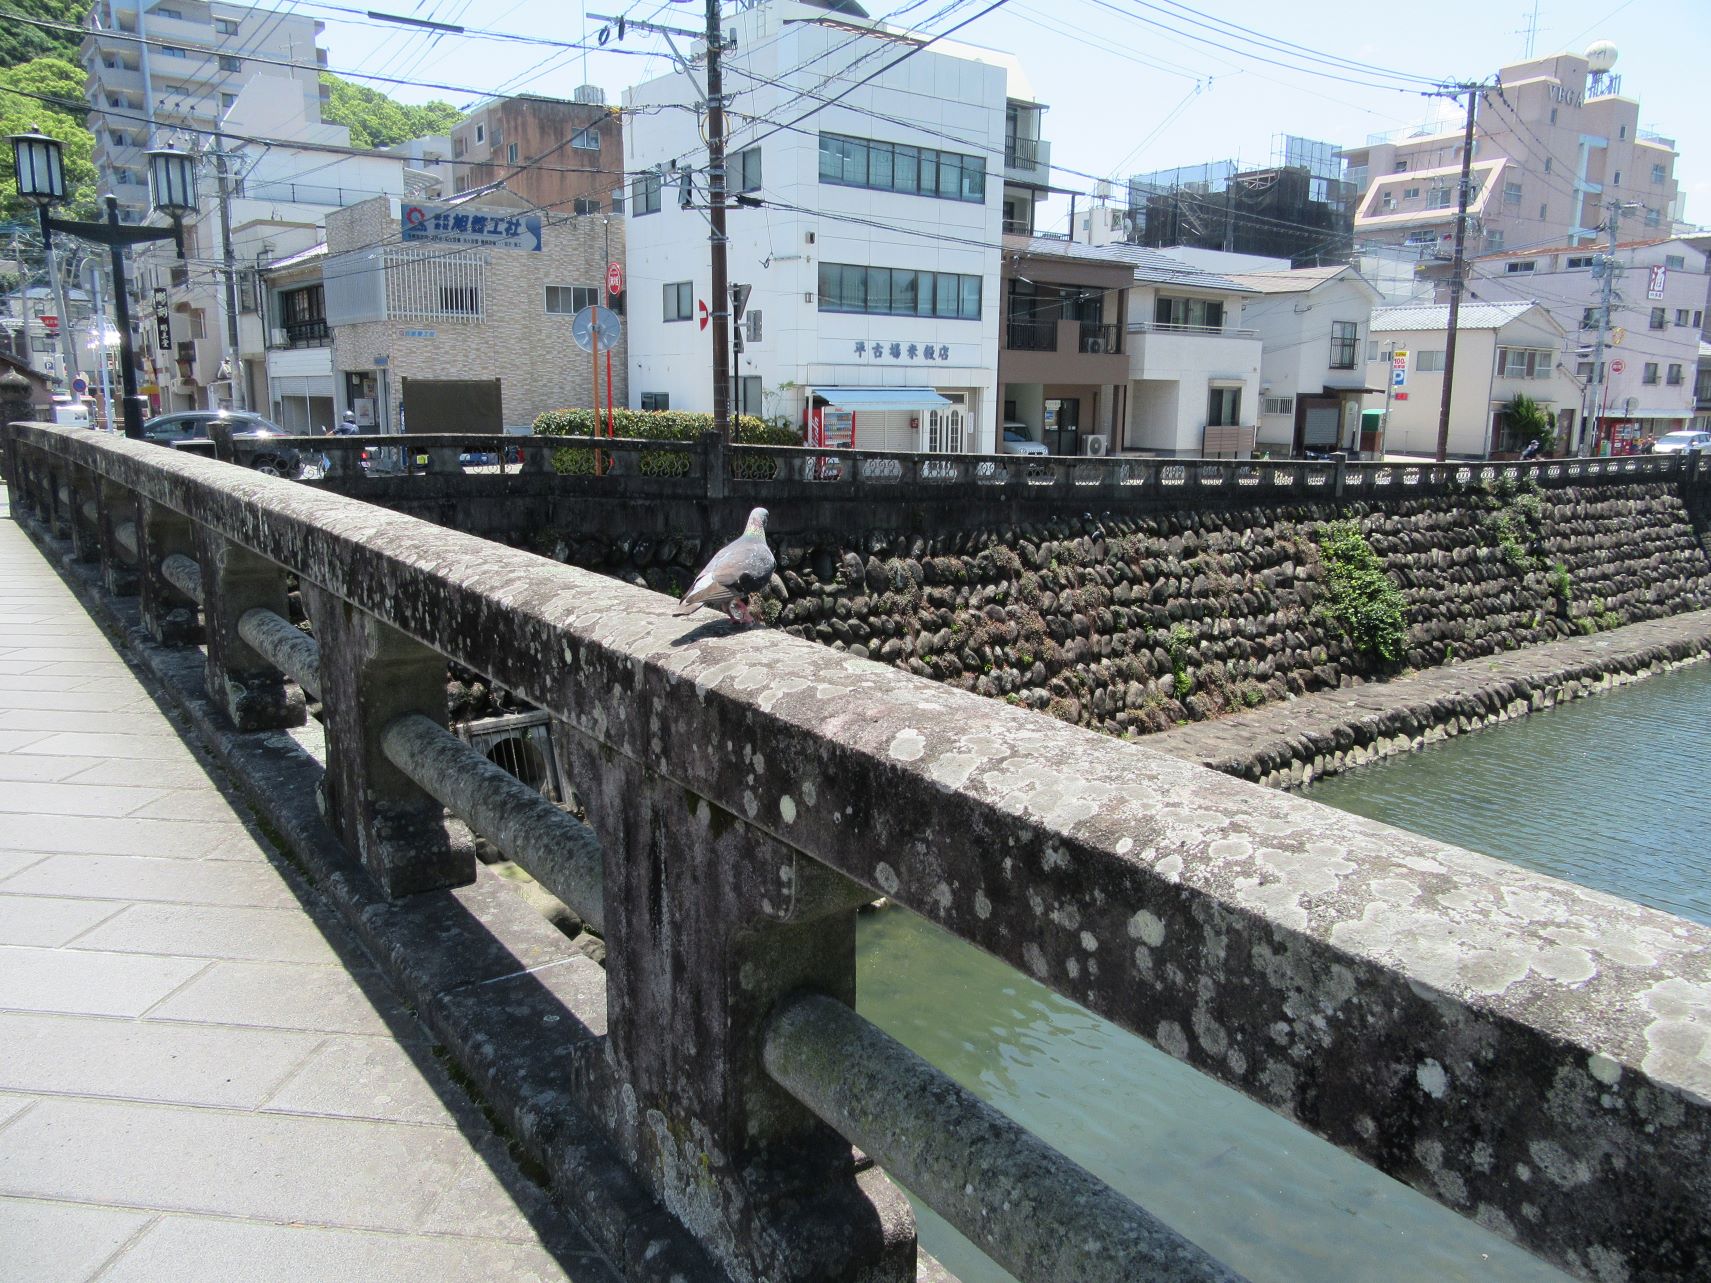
[{"xmin": 677, "ymin": 571, "xmax": 737, "ymax": 616}]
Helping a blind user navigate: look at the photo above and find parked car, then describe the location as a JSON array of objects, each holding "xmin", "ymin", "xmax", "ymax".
[
  {"xmin": 142, "ymin": 411, "xmax": 304, "ymax": 477},
  {"xmin": 49, "ymin": 396, "xmax": 92, "ymax": 427},
  {"xmin": 1652, "ymin": 430, "xmax": 1711, "ymax": 456},
  {"xmin": 1001, "ymin": 422, "xmax": 1048, "ymax": 456}
]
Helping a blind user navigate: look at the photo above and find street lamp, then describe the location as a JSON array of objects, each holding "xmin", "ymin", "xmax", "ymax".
[{"xmin": 9, "ymin": 127, "xmax": 194, "ymax": 439}]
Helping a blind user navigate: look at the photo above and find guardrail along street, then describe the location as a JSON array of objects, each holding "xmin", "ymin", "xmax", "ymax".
[{"xmin": 5, "ymin": 419, "xmax": 1709, "ymax": 1283}]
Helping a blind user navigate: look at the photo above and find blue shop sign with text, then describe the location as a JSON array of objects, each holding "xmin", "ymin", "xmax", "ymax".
[{"xmin": 401, "ymin": 203, "xmax": 543, "ymax": 252}]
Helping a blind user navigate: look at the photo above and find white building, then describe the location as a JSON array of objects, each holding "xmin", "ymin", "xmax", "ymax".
[
  {"xmin": 1222, "ymin": 264, "xmax": 1384, "ymax": 457},
  {"xmin": 1366, "ymin": 301, "xmax": 1574, "ymax": 458},
  {"xmin": 622, "ymin": 0, "xmax": 1051, "ymax": 454},
  {"xmin": 81, "ymin": 0, "xmax": 328, "ymax": 225}
]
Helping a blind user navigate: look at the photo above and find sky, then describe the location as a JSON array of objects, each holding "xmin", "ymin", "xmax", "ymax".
[{"xmin": 304, "ymin": 0, "xmax": 1711, "ymax": 233}]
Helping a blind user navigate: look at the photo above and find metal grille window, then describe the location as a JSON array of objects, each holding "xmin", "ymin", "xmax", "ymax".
[
  {"xmin": 1261, "ymin": 395, "xmax": 1293, "ymax": 416},
  {"xmin": 1329, "ymin": 321, "xmax": 1360, "ymax": 370},
  {"xmin": 546, "ymin": 286, "xmax": 599, "ymax": 315},
  {"xmin": 383, "ymin": 248, "xmax": 486, "ymax": 321},
  {"xmin": 664, "ymin": 281, "xmax": 693, "ymax": 322}
]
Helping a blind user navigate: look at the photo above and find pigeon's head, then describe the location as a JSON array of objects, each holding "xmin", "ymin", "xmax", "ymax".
[{"xmin": 744, "ymin": 507, "xmax": 770, "ymax": 536}]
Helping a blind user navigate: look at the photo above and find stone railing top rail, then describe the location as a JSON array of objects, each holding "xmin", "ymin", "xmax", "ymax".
[{"xmin": 15, "ymin": 421, "xmax": 1711, "ymax": 1279}]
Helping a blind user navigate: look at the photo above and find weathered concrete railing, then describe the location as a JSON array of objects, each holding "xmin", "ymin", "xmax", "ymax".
[
  {"xmin": 7, "ymin": 419, "xmax": 1710, "ymax": 1283},
  {"xmin": 279, "ymin": 429, "xmax": 1706, "ymax": 502}
]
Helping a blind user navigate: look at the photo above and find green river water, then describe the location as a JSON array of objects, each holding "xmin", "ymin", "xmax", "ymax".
[{"xmin": 853, "ymin": 660, "xmax": 1711, "ymax": 1282}]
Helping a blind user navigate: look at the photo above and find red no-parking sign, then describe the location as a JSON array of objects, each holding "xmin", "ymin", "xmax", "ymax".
[{"xmin": 1611, "ymin": 358, "xmax": 1626, "ymax": 374}]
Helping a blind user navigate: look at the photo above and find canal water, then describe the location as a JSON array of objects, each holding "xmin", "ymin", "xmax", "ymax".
[{"xmin": 853, "ymin": 660, "xmax": 1711, "ymax": 1282}]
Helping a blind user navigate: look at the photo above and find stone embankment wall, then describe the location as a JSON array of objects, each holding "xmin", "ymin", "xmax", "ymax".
[{"xmin": 525, "ymin": 480, "xmax": 1711, "ymax": 740}]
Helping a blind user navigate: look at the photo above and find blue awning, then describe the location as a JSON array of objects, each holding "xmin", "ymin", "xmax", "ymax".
[{"xmin": 815, "ymin": 387, "xmax": 952, "ymax": 409}]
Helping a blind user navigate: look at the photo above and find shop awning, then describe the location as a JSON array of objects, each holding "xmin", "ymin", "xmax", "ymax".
[{"xmin": 815, "ymin": 387, "xmax": 952, "ymax": 409}]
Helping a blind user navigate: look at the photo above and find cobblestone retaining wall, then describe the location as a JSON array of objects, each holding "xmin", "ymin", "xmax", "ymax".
[{"xmin": 527, "ymin": 480, "xmax": 1711, "ymax": 740}]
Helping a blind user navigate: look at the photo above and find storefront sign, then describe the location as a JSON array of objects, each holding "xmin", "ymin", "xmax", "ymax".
[
  {"xmin": 1392, "ymin": 348, "xmax": 1408, "ymax": 388},
  {"xmin": 1647, "ymin": 265, "xmax": 1668, "ymax": 300},
  {"xmin": 852, "ymin": 340, "xmax": 954, "ymax": 362},
  {"xmin": 401, "ymin": 203, "xmax": 543, "ymax": 252}
]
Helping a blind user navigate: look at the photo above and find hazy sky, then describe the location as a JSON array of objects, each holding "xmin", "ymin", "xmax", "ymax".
[{"xmin": 309, "ymin": 0, "xmax": 1709, "ymax": 233}]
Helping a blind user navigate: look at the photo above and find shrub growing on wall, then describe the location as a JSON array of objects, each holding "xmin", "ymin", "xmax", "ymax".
[
  {"xmin": 1313, "ymin": 519, "xmax": 1408, "ymax": 664},
  {"xmin": 533, "ymin": 408, "xmax": 800, "ymax": 476}
]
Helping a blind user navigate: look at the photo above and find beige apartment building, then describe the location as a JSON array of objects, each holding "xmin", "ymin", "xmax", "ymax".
[
  {"xmin": 1341, "ymin": 44, "xmax": 1682, "ymax": 260},
  {"xmin": 317, "ymin": 194, "xmax": 626, "ymax": 434}
]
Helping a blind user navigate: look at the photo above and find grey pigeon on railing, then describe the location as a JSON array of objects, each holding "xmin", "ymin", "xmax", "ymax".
[{"xmin": 675, "ymin": 507, "xmax": 775, "ymax": 625}]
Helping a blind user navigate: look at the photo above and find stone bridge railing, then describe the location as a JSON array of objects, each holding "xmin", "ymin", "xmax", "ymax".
[
  {"xmin": 6, "ymin": 420, "xmax": 1710, "ymax": 1283},
  {"xmin": 280, "ymin": 430, "xmax": 1701, "ymax": 504}
]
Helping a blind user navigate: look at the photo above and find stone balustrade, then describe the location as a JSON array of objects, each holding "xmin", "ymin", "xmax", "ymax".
[{"xmin": 6, "ymin": 419, "xmax": 1709, "ymax": 1283}]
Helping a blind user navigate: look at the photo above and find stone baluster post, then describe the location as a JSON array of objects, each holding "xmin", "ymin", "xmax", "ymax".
[
  {"xmin": 136, "ymin": 499, "xmax": 202, "ymax": 646},
  {"xmin": 67, "ymin": 464, "xmax": 100, "ymax": 564},
  {"xmin": 300, "ymin": 585, "xmax": 475, "ymax": 897},
  {"xmin": 94, "ymin": 478, "xmax": 138, "ymax": 596},
  {"xmin": 195, "ymin": 528, "xmax": 305, "ymax": 731},
  {"xmin": 558, "ymin": 736, "xmax": 916, "ymax": 1283},
  {"xmin": 0, "ymin": 368, "xmax": 33, "ymax": 484}
]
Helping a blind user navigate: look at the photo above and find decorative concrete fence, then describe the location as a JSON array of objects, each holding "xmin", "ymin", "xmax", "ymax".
[{"xmin": 6, "ymin": 420, "xmax": 1710, "ymax": 1283}]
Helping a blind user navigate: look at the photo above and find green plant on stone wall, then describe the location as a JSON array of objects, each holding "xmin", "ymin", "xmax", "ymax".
[
  {"xmin": 1548, "ymin": 562, "xmax": 1573, "ymax": 603},
  {"xmin": 534, "ymin": 409, "xmax": 800, "ymax": 477},
  {"xmin": 1165, "ymin": 623, "xmax": 1194, "ymax": 699},
  {"xmin": 1312, "ymin": 520, "xmax": 1408, "ymax": 664}
]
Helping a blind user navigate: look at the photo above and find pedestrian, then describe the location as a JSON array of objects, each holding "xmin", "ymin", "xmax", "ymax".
[{"xmin": 1519, "ymin": 438, "xmax": 1541, "ymax": 460}]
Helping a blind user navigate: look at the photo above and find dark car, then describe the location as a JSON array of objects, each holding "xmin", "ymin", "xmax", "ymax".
[{"xmin": 142, "ymin": 411, "xmax": 305, "ymax": 477}]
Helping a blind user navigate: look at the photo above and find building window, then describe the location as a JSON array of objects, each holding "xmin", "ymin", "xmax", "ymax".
[
  {"xmin": 545, "ymin": 285, "xmax": 599, "ymax": 315},
  {"xmin": 1650, "ymin": 307, "xmax": 1667, "ymax": 330},
  {"xmin": 1544, "ymin": 157, "xmax": 1553, "ymax": 174},
  {"xmin": 160, "ymin": 45, "xmax": 187, "ymax": 57},
  {"xmin": 573, "ymin": 197, "xmax": 599, "ymax": 215},
  {"xmin": 732, "ymin": 145, "xmax": 762, "ymax": 193},
  {"xmin": 640, "ymin": 392, "xmax": 669, "ymax": 411},
  {"xmin": 737, "ymin": 375, "xmax": 763, "ymax": 417},
  {"xmin": 1581, "ymin": 306, "xmax": 1602, "ymax": 329},
  {"xmin": 1329, "ymin": 321, "xmax": 1359, "ymax": 370},
  {"xmin": 1415, "ymin": 350, "xmax": 1445, "ymax": 372},
  {"xmin": 632, "ymin": 171, "xmax": 661, "ymax": 215},
  {"xmin": 220, "ymin": 92, "xmax": 237, "ymax": 111},
  {"xmin": 1677, "ymin": 309, "xmax": 1692, "ymax": 326},
  {"xmin": 507, "ymin": 142, "xmax": 519, "ymax": 163},
  {"xmin": 1642, "ymin": 362, "xmax": 1659, "ymax": 384},
  {"xmin": 1487, "ymin": 229, "xmax": 1505, "ymax": 248},
  {"xmin": 816, "ymin": 263, "xmax": 981, "ymax": 319},
  {"xmin": 1497, "ymin": 347, "xmax": 1553, "ymax": 379},
  {"xmin": 1403, "ymin": 186, "xmax": 1420, "ymax": 199},
  {"xmin": 1618, "ymin": 125, "xmax": 1627, "ymax": 140},
  {"xmin": 1695, "ymin": 310, "xmax": 1704, "ymax": 328},
  {"xmin": 1366, "ymin": 340, "xmax": 1378, "ymax": 362},
  {"xmin": 1503, "ymin": 181, "xmax": 1522, "ymax": 205},
  {"xmin": 1665, "ymin": 254, "xmax": 1686, "ymax": 269},
  {"xmin": 1261, "ymin": 395, "xmax": 1293, "ymax": 416},
  {"xmin": 1426, "ymin": 187, "xmax": 1452, "ymax": 210},
  {"xmin": 475, "ymin": 124, "xmax": 484, "ymax": 143},
  {"xmin": 1153, "ymin": 296, "xmax": 1224, "ymax": 330},
  {"xmin": 1207, "ymin": 386, "xmax": 1241, "ymax": 427},
  {"xmin": 1505, "ymin": 260, "xmax": 1536, "ymax": 274},
  {"xmin": 572, "ymin": 126, "xmax": 600, "ymax": 150},
  {"xmin": 1612, "ymin": 170, "xmax": 1622, "ymax": 185},
  {"xmin": 1645, "ymin": 209, "xmax": 1661, "ymax": 227},
  {"xmin": 609, "ymin": 186, "xmax": 624, "ymax": 214},
  {"xmin": 383, "ymin": 248, "xmax": 485, "ymax": 321},
  {"xmin": 219, "ymin": 55, "xmax": 242, "ymax": 72},
  {"xmin": 1393, "ymin": 160, "xmax": 1408, "ymax": 172},
  {"xmin": 1667, "ymin": 363, "xmax": 1684, "ymax": 385},
  {"xmin": 1549, "ymin": 107, "xmax": 1558, "ymax": 124},
  {"xmin": 215, "ymin": 17, "xmax": 239, "ymax": 34},
  {"xmin": 1566, "ymin": 255, "xmax": 1596, "ymax": 268},
  {"xmin": 818, "ymin": 133, "xmax": 986, "ymax": 203},
  {"xmin": 664, "ymin": 281, "xmax": 693, "ymax": 322},
  {"xmin": 1652, "ymin": 163, "xmax": 1667, "ymax": 183}
]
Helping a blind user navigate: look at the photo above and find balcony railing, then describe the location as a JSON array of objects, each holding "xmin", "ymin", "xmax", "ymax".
[
  {"xmin": 1079, "ymin": 322, "xmax": 1121, "ymax": 355},
  {"xmin": 1128, "ymin": 320, "xmax": 1259, "ymax": 339},
  {"xmin": 1005, "ymin": 318, "xmax": 1057, "ymax": 351},
  {"xmin": 283, "ymin": 318, "xmax": 329, "ymax": 347}
]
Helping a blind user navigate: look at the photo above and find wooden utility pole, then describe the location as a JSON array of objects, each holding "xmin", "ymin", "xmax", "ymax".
[
  {"xmin": 703, "ymin": 0, "xmax": 732, "ymax": 443},
  {"xmin": 1434, "ymin": 84, "xmax": 1480, "ymax": 462}
]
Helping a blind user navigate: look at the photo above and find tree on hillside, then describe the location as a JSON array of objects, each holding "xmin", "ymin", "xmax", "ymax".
[
  {"xmin": 0, "ymin": 57, "xmax": 96, "ymax": 217},
  {"xmin": 0, "ymin": 0, "xmax": 92, "ymax": 68},
  {"xmin": 319, "ymin": 74, "xmax": 463, "ymax": 149}
]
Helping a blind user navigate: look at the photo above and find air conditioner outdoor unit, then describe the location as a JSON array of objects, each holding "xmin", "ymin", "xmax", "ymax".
[
  {"xmin": 1084, "ymin": 434, "xmax": 1109, "ymax": 457},
  {"xmin": 1084, "ymin": 336, "xmax": 1105, "ymax": 354}
]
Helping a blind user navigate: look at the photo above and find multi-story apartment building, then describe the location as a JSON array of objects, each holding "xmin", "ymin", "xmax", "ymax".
[
  {"xmin": 1454, "ymin": 236, "xmax": 1707, "ymax": 448},
  {"xmin": 81, "ymin": 0, "xmax": 329, "ymax": 225},
  {"xmin": 449, "ymin": 92, "xmax": 624, "ymax": 217},
  {"xmin": 1340, "ymin": 44, "xmax": 1682, "ymax": 264},
  {"xmin": 622, "ymin": 0, "xmax": 1050, "ymax": 453},
  {"xmin": 316, "ymin": 193, "xmax": 626, "ymax": 434}
]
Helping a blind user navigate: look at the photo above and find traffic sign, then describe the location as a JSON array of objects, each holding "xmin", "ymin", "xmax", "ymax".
[
  {"xmin": 1610, "ymin": 358, "xmax": 1626, "ymax": 374},
  {"xmin": 71, "ymin": 377, "xmax": 88, "ymax": 396},
  {"xmin": 607, "ymin": 262, "xmax": 623, "ymax": 296},
  {"xmin": 41, "ymin": 315, "xmax": 58, "ymax": 331},
  {"xmin": 698, "ymin": 299, "xmax": 709, "ymax": 331},
  {"xmin": 730, "ymin": 282, "xmax": 751, "ymax": 325}
]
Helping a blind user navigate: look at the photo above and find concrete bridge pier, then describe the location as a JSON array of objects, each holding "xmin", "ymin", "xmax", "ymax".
[
  {"xmin": 195, "ymin": 529, "xmax": 305, "ymax": 733},
  {"xmin": 303, "ymin": 585, "xmax": 477, "ymax": 897},
  {"xmin": 565, "ymin": 740, "xmax": 917, "ymax": 1283},
  {"xmin": 136, "ymin": 496, "xmax": 203, "ymax": 646}
]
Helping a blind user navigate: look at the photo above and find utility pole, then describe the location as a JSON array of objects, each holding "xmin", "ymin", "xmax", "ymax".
[
  {"xmin": 213, "ymin": 133, "xmax": 246, "ymax": 412},
  {"xmin": 1434, "ymin": 83, "xmax": 1480, "ymax": 462},
  {"xmin": 703, "ymin": 0, "xmax": 732, "ymax": 442},
  {"xmin": 1586, "ymin": 204, "xmax": 1625, "ymax": 457},
  {"xmin": 87, "ymin": 261, "xmax": 115, "ymax": 430},
  {"xmin": 41, "ymin": 228, "xmax": 80, "ymax": 388},
  {"xmin": 7, "ymin": 228, "xmax": 30, "ymax": 365}
]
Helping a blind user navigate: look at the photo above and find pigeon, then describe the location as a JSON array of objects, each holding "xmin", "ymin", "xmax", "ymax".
[{"xmin": 675, "ymin": 507, "xmax": 776, "ymax": 625}]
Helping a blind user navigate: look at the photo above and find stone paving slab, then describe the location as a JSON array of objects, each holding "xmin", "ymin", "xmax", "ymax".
[{"xmin": 0, "ymin": 488, "xmax": 618, "ymax": 1283}]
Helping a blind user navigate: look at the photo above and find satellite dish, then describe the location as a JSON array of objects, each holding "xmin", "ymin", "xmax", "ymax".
[
  {"xmin": 571, "ymin": 305, "xmax": 622, "ymax": 354},
  {"xmin": 1585, "ymin": 41, "xmax": 1618, "ymax": 73}
]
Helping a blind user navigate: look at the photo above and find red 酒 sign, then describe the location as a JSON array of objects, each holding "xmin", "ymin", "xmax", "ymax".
[
  {"xmin": 41, "ymin": 315, "xmax": 58, "ymax": 330},
  {"xmin": 606, "ymin": 262, "xmax": 623, "ymax": 296}
]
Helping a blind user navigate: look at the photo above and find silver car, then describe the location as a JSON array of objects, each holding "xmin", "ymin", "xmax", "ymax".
[{"xmin": 1652, "ymin": 429, "xmax": 1711, "ymax": 455}]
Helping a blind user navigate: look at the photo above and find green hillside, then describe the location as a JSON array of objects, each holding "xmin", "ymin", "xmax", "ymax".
[
  {"xmin": 319, "ymin": 74, "xmax": 462, "ymax": 149},
  {"xmin": 1, "ymin": 0, "xmax": 91, "ymax": 68}
]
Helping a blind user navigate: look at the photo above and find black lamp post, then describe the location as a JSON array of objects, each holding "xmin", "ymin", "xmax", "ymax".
[{"xmin": 9, "ymin": 127, "xmax": 197, "ymax": 439}]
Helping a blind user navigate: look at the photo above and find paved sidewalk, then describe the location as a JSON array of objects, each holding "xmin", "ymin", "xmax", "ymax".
[{"xmin": 0, "ymin": 487, "xmax": 616, "ymax": 1282}]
